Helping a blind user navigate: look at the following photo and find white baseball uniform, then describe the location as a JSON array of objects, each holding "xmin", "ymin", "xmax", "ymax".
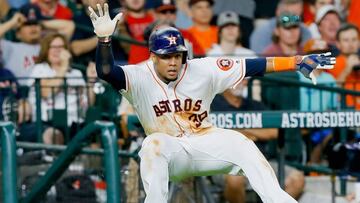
[{"xmin": 119, "ymin": 57, "xmax": 297, "ymax": 203}]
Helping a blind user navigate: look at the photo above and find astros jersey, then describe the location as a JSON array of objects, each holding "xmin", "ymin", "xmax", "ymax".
[{"xmin": 120, "ymin": 57, "xmax": 246, "ymax": 136}]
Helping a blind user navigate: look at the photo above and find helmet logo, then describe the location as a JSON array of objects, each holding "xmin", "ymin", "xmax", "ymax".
[{"xmin": 165, "ymin": 35, "xmax": 177, "ymax": 46}]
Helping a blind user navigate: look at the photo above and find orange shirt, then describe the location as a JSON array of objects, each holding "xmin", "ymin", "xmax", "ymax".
[
  {"xmin": 186, "ymin": 26, "xmax": 218, "ymax": 53},
  {"xmin": 327, "ymin": 55, "xmax": 346, "ymax": 79},
  {"xmin": 180, "ymin": 29, "xmax": 205, "ymax": 57},
  {"xmin": 348, "ymin": 0, "xmax": 360, "ymax": 30},
  {"xmin": 327, "ymin": 55, "xmax": 360, "ymax": 109}
]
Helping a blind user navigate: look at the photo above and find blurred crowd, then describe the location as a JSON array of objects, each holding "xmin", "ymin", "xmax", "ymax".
[{"xmin": 0, "ymin": 0, "xmax": 360, "ymax": 202}]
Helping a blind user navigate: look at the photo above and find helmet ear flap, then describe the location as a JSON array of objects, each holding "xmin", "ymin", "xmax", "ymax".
[{"xmin": 182, "ymin": 52, "xmax": 187, "ymax": 64}]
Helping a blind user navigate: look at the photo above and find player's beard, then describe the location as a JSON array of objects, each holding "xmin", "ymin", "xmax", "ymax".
[{"xmin": 164, "ymin": 75, "xmax": 178, "ymax": 83}]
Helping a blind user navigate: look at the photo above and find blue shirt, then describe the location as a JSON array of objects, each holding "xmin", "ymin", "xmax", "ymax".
[{"xmin": 298, "ymin": 72, "xmax": 338, "ymax": 111}]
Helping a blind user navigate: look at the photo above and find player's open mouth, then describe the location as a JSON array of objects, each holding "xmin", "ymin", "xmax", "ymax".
[{"xmin": 168, "ymin": 70, "xmax": 177, "ymax": 76}]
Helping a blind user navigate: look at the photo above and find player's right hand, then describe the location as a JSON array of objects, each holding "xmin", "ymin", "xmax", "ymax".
[
  {"xmin": 296, "ymin": 52, "xmax": 336, "ymax": 85},
  {"xmin": 88, "ymin": 3, "xmax": 123, "ymax": 38}
]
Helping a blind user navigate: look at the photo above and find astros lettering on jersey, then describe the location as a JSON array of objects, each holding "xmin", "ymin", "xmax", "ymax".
[{"xmin": 120, "ymin": 57, "xmax": 245, "ymax": 137}]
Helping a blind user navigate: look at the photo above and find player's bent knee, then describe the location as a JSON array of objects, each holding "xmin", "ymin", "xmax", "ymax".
[{"xmin": 139, "ymin": 133, "xmax": 173, "ymax": 158}]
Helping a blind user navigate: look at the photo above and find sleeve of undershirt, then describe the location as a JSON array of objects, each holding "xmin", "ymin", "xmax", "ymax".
[
  {"xmin": 95, "ymin": 41, "xmax": 126, "ymax": 91},
  {"xmin": 244, "ymin": 58, "xmax": 266, "ymax": 77}
]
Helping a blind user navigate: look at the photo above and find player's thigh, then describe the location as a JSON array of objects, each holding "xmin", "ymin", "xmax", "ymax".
[
  {"xmin": 138, "ymin": 132, "xmax": 183, "ymax": 159},
  {"xmin": 187, "ymin": 128, "xmax": 271, "ymax": 173},
  {"xmin": 187, "ymin": 128, "xmax": 252, "ymax": 156}
]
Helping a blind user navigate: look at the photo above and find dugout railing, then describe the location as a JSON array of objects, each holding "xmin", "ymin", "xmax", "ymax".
[{"xmin": 0, "ymin": 121, "xmax": 139, "ymax": 203}]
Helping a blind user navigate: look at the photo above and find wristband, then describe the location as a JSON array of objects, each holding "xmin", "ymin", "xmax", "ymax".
[
  {"xmin": 273, "ymin": 56, "xmax": 297, "ymax": 72},
  {"xmin": 98, "ymin": 36, "xmax": 112, "ymax": 43}
]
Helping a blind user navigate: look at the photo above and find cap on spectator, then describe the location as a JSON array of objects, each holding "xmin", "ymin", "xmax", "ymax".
[
  {"xmin": 155, "ymin": 0, "xmax": 176, "ymax": 13},
  {"xmin": 315, "ymin": 5, "xmax": 340, "ymax": 24},
  {"xmin": 19, "ymin": 4, "xmax": 45, "ymax": 25},
  {"xmin": 217, "ymin": 11, "xmax": 239, "ymax": 27},
  {"xmin": 189, "ymin": 0, "xmax": 214, "ymax": 7},
  {"xmin": 276, "ymin": 12, "xmax": 301, "ymax": 28},
  {"xmin": 303, "ymin": 39, "xmax": 329, "ymax": 54}
]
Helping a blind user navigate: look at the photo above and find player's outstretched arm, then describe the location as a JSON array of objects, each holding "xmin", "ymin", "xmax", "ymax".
[
  {"xmin": 245, "ymin": 52, "xmax": 336, "ymax": 85},
  {"xmin": 89, "ymin": 3, "xmax": 126, "ymax": 90},
  {"xmin": 265, "ymin": 52, "xmax": 336, "ymax": 84}
]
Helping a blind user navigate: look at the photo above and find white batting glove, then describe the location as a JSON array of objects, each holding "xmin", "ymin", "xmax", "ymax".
[
  {"xmin": 296, "ymin": 52, "xmax": 336, "ymax": 85},
  {"xmin": 88, "ymin": 3, "xmax": 123, "ymax": 40}
]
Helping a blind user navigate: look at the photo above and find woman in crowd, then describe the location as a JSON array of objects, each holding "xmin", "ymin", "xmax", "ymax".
[{"xmin": 28, "ymin": 33, "xmax": 96, "ymax": 141}]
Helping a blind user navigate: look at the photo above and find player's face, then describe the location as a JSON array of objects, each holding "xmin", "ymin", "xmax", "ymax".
[
  {"xmin": 48, "ymin": 37, "xmax": 66, "ymax": 65},
  {"xmin": 337, "ymin": 29, "xmax": 360, "ymax": 55},
  {"xmin": 152, "ymin": 52, "xmax": 183, "ymax": 83}
]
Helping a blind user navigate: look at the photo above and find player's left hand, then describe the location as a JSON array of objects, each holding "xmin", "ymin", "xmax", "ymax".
[
  {"xmin": 88, "ymin": 3, "xmax": 123, "ymax": 38},
  {"xmin": 296, "ymin": 52, "xmax": 336, "ymax": 85}
]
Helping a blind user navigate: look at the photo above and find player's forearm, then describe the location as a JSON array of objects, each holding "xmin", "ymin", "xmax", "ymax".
[
  {"xmin": 95, "ymin": 40, "xmax": 126, "ymax": 90},
  {"xmin": 265, "ymin": 56, "xmax": 299, "ymax": 73},
  {"xmin": 244, "ymin": 56, "xmax": 300, "ymax": 77}
]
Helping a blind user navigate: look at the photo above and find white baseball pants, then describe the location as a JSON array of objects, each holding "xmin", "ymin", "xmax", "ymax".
[{"xmin": 138, "ymin": 128, "xmax": 297, "ymax": 203}]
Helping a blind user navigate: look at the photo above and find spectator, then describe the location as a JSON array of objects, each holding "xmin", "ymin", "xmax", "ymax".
[
  {"xmin": 254, "ymin": 0, "xmax": 279, "ymax": 23},
  {"xmin": 0, "ymin": 3, "xmax": 75, "ymax": 85},
  {"xmin": 0, "ymin": 67, "xmax": 30, "ymax": 126},
  {"xmin": 211, "ymin": 81, "xmax": 305, "ymax": 202},
  {"xmin": 300, "ymin": 39, "xmax": 338, "ymax": 112},
  {"xmin": 207, "ymin": 11, "xmax": 256, "ymax": 58},
  {"xmin": 0, "ymin": 0, "xmax": 19, "ymax": 41},
  {"xmin": 327, "ymin": 23, "xmax": 360, "ymax": 109},
  {"xmin": 186, "ymin": 0, "xmax": 218, "ymax": 54},
  {"xmin": 347, "ymin": 0, "xmax": 360, "ymax": 30},
  {"xmin": 305, "ymin": 0, "xmax": 333, "ymax": 39},
  {"xmin": 7, "ymin": 0, "xmax": 28, "ymax": 9},
  {"xmin": 262, "ymin": 13, "xmax": 304, "ymax": 56},
  {"xmin": 174, "ymin": 0, "xmax": 193, "ymax": 29},
  {"xmin": 151, "ymin": 0, "xmax": 204, "ymax": 56},
  {"xmin": 250, "ymin": 0, "xmax": 312, "ymax": 55},
  {"xmin": 118, "ymin": 0, "xmax": 155, "ymax": 64},
  {"xmin": 32, "ymin": 0, "xmax": 73, "ymax": 20},
  {"xmin": 212, "ymin": 0, "xmax": 255, "ymax": 48},
  {"xmin": 303, "ymin": 0, "xmax": 333, "ymax": 25},
  {"xmin": 71, "ymin": 0, "xmax": 126, "ymax": 66},
  {"xmin": 313, "ymin": 4, "xmax": 342, "ymax": 51},
  {"xmin": 0, "ymin": 63, "xmax": 63, "ymax": 144},
  {"xmin": 28, "ymin": 33, "xmax": 95, "ymax": 139},
  {"xmin": 70, "ymin": 0, "xmax": 101, "ymax": 66}
]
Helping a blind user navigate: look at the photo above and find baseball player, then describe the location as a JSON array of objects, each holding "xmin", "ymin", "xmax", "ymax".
[{"xmin": 89, "ymin": 3, "xmax": 335, "ymax": 203}]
